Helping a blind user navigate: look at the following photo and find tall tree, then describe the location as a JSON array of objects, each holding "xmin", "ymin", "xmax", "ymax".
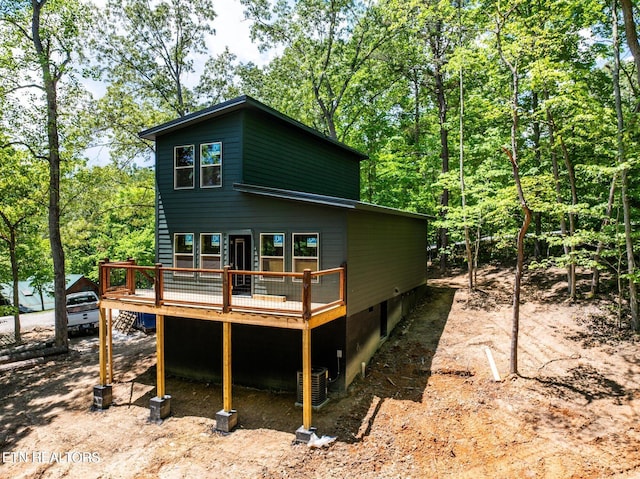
[
  {"xmin": 92, "ymin": 0, "xmax": 217, "ymax": 163},
  {"xmin": 0, "ymin": 0, "xmax": 91, "ymax": 348},
  {"xmin": 620, "ymin": 0, "xmax": 640, "ymax": 94},
  {"xmin": 241, "ymin": 0, "xmax": 397, "ymax": 141},
  {"xmin": 0, "ymin": 145, "xmax": 47, "ymax": 342},
  {"xmin": 613, "ymin": 0, "xmax": 639, "ymax": 329}
]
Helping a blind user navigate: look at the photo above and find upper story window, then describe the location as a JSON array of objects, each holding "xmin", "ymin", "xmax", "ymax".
[
  {"xmin": 200, "ymin": 142, "xmax": 222, "ymax": 188},
  {"xmin": 260, "ymin": 233, "xmax": 285, "ymax": 281},
  {"xmin": 292, "ymin": 233, "xmax": 319, "ymax": 278},
  {"xmin": 174, "ymin": 233, "xmax": 194, "ymax": 275},
  {"xmin": 200, "ymin": 233, "xmax": 222, "ymax": 278},
  {"xmin": 174, "ymin": 145, "xmax": 195, "ymax": 189}
]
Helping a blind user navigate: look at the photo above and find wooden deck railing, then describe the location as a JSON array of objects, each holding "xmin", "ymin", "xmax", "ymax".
[{"xmin": 98, "ymin": 259, "xmax": 346, "ymax": 320}]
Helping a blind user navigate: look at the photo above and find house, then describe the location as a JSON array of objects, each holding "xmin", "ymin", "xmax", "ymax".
[{"xmin": 95, "ymin": 95, "xmax": 427, "ymax": 438}]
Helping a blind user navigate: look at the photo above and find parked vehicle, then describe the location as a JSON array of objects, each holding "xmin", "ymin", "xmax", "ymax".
[{"xmin": 66, "ymin": 291, "xmax": 99, "ymax": 334}]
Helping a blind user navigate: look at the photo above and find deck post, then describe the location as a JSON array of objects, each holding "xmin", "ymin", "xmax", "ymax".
[
  {"xmin": 107, "ymin": 308, "xmax": 113, "ymax": 383},
  {"xmin": 150, "ymin": 314, "xmax": 171, "ymax": 422},
  {"xmin": 92, "ymin": 306, "xmax": 112, "ymax": 410},
  {"xmin": 302, "ymin": 269, "xmax": 312, "ymax": 320},
  {"xmin": 126, "ymin": 258, "xmax": 136, "ymax": 294},
  {"xmin": 216, "ymin": 321, "xmax": 238, "ymax": 432},
  {"xmin": 223, "ymin": 265, "xmax": 231, "ymax": 313},
  {"xmin": 295, "ymin": 324, "xmax": 316, "ymax": 443},
  {"xmin": 155, "ymin": 263, "xmax": 164, "ymax": 306}
]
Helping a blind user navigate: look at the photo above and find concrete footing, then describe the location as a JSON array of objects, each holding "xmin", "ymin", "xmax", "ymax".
[
  {"xmin": 295, "ymin": 426, "xmax": 318, "ymax": 444},
  {"xmin": 92, "ymin": 385, "xmax": 112, "ymax": 409},
  {"xmin": 215, "ymin": 409, "xmax": 238, "ymax": 432},
  {"xmin": 149, "ymin": 395, "xmax": 171, "ymax": 422}
]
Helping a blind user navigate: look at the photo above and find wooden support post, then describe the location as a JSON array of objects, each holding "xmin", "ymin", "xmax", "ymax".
[
  {"xmin": 302, "ymin": 269, "xmax": 312, "ymax": 320},
  {"xmin": 223, "ymin": 266, "xmax": 231, "ymax": 313},
  {"xmin": 98, "ymin": 307, "xmax": 107, "ymax": 386},
  {"xmin": 222, "ymin": 321, "xmax": 232, "ymax": 411},
  {"xmin": 126, "ymin": 258, "xmax": 136, "ymax": 294},
  {"xmin": 156, "ymin": 314, "xmax": 165, "ymax": 398},
  {"xmin": 302, "ymin": 325, "xmax": 312, "ymax": 430},
  {"xmin": 98, "ymin": 260, "xmax": 106, "ymax": 297},
  {"xmin": 107, "ymin": 309, "xmax": 113, "ymax": 384},
  {"xmin": 155, "ymin": 263, "xmax": 164, "ymax": 306}
]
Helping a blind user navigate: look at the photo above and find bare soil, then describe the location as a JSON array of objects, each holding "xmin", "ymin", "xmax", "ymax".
[{"xmin": 1, "ymin": 266, "xmax": 640, "ymax": 478}]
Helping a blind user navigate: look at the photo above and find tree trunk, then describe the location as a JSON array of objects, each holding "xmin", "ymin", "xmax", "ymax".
[
  {"xmin": 458, "ymin": 52, "xmax": 473, "ymax": 290},
  {"xmin": 9, "ymin": 229, "xmax": 21, "ymax": 343},
  {"xmin": 590, "ymin": 174, "xmax": 616, "ymax": 297},
  {"xmin": 620, "ymin": 0, "xmax": 640, "ymax": 90},
  {"xmin": 557, "ymin": 133, "xmax": 578, "ymax": 300},
  {"xmin": 613, "ymin": 1, "xmax": 639, "ymax": 329},
  {"xmin": 31, "ymin": 0, "xmax": 68, "ymax": 349},
  {"xmin": 504, "ymin": 148, "xmax": 532, "ymax": 376},
  {"xmin": 435, "ymin": 65, "xmax": 450, "ymax": 273},
  {"xmin": 545, "ymin": 101, "xmax": 571, "ymax": 295},
  {"xmin": 532, "ymin": 92, "xmax": 543, "ymax": 259}
]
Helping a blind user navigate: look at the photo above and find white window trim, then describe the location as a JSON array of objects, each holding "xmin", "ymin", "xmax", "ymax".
[
  {"xmin": 200, "ymin": 142, "xmax": 223, "ymax": 189},
  {"xmin": 260, "ymin": 232, "xmax": 285, "ymax": 282},
  {"xmin": 173, "ymin": 233, "xmax": 195, "ymax": 277},
  {"xmin": 200, "ymin": 233, "xmax": 222, "ymax": 278},
  {"xmin": 292, "ymin": 233, "xmax": 319, "ymax": 283},
  {"xmin": 174, "ymin": 145, "xmax": 195, "ymax": 190}
]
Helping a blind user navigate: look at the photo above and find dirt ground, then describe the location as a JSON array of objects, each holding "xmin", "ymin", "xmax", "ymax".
[{"xmin": 2, "ymin": 265, "xmax": 640, "ymax": 478}]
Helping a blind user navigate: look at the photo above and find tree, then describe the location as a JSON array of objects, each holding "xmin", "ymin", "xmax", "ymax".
[
  {"xmin": 241, "ymin": 0, "xmax": 398, "ymax": 141},
  {"xmin": 620, "ymin": 0, "xmax": 640, "ymax": 95},
  {"xmin": 92, "ymin": 0, "xmax": 217, "ymax": 164},
  {"xmin": 613, "ymin": 0, "xmax": 638, "ymax": 329},
  {"xmin": 0, "ymin": 0, "xmax": 92, "ymax": 348},
  {"xmin": 0, "ymin": 145, "xmax": 47, "ymax": 341}
]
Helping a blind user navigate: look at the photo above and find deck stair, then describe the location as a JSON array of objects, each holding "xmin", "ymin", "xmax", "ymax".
[{"xmin": 113, "ymin": 310, "xmax": 137, "ymax": 334}]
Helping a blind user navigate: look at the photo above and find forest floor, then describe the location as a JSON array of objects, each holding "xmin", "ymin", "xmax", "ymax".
[{"xmin": 1, "ymin": 265, "xmax": 640, "ymax": 478}]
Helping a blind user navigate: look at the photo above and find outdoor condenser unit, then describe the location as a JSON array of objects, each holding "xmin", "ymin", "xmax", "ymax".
[{"xmin": 296, "ymin": 367, "xmax": 329, "ymax": 409}]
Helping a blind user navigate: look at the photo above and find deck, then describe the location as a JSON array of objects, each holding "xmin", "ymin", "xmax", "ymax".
[
  {"xmin": 94, "ymin": 259, "xmax": 348, "ymax": 436},
  {"xmin": 98, "ymin": 260, "xmax": 347, "ymax": 329}
]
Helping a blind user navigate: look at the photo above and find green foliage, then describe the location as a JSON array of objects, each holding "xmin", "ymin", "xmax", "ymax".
[{"xmin": 63, "ymin": 165, "xmax": 155, "ymax": 281}]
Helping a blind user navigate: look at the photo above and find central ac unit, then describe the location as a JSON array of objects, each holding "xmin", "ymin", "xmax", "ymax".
[{"xmin": 296, "ymin": 367, "xmax": 329, "ymax": 409}]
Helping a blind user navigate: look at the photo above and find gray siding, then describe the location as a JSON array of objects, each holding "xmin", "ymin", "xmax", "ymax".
[
  {"xmin": 243, "ymin": 109, "xmax": 361, "ymax": 199},
  {"xmin": 346, "ymin": 211, "xmax": 427, "ymax": 316}
]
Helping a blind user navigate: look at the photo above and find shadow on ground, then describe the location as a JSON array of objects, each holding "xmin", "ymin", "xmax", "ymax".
[{"xmin": 118, "ymin": 287, "xmax": 456, "ymax": 443}]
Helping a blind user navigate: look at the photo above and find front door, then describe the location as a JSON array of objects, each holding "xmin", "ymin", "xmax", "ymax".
[{"xmin": 229, "ymin": 234, "xmax": 251, "ymax": 295}]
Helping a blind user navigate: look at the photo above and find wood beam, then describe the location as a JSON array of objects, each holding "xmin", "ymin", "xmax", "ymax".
[
  {"xmin": 98, "ymin": 307, "xmax": 107, "ymax": 386},
  {"xmin": 156, "ymin": 314, "xmax": 165, "ymax": 398},
  {"xmin": 107, "ymin": 308, "xmax": 113, "ymax": 383},
  {"xmin": 222, "ymin": 321, "xmax": 232, "ymax": 411},
  {"xmin": 302, "ymin": 325, "xmax": 312, "ymax": 430},
  {"xmin": 99, "ymin": 299, "xmax": 316, "ymax": 330}
]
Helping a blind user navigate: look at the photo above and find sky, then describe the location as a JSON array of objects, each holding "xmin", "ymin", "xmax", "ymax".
[{"xmin": 85, "ymin": 0, "xmax": 271, "ymax": 165}]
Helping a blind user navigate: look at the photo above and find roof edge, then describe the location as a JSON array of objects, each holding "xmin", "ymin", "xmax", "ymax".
[{"xmin": 138, "ymin": 95, "xmax": 368, "ymax": 160}]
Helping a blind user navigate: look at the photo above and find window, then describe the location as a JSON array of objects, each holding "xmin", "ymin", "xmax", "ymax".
[
  {"xmin": 200, "ymin": 142, "xmax": 222, "ymax": 188},
  {"xmin": 260, "ymin": 233, "xmax": 285, "ymax": 281},
  {"xmin": 174, "ymin": 233, "xmax": 194, "ymax": 275},
  {"xmin": 174, "ymin": 145, "xmax": 195, "ymax": 189},
  {"xmin": 292, "ymin": 233, "xmax": 319, "ymax": 279},
  {"xmin": 200, "ymin": 233, "xmax": 222, "ymax": 278}
]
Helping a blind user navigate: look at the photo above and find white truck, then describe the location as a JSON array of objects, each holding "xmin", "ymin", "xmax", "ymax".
[{"xmin": 66, "ymin": 291, "xmax": 99, "ymax": 334}]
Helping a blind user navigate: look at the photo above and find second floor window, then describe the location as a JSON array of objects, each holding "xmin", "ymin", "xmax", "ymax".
[
  {"xmin": 201, "ymin": 142, "xmax": 222, "ymax": 188},
  {"xmin": 174, "ymin": 145, "xmax": 195, "ymax": 189}
]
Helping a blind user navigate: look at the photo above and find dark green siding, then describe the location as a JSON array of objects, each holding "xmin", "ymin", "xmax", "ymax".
[
  {"xmin": 243, "ymin": 109, "xmax": 361, "ymax": 199},
  {"xmin": 346, "ymin": 211, "xmax": 427, "ymax": 315}
]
